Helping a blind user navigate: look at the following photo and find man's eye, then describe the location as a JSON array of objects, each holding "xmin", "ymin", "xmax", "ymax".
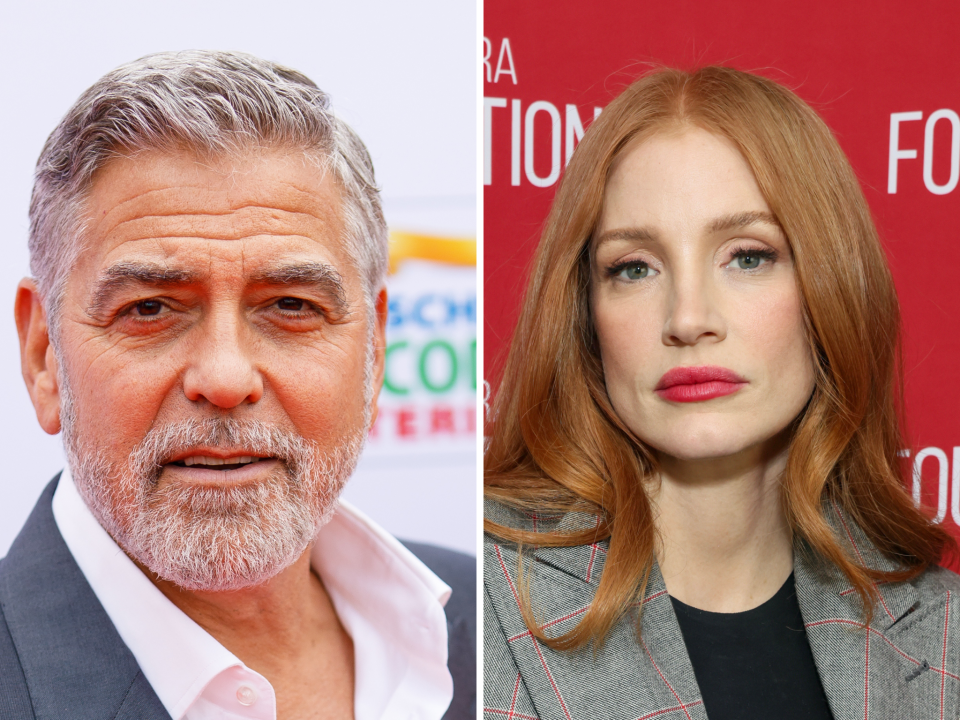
[
  {"xmin": 133, "ymin": 300, "xmax": 164, "ymax": 316},
  {"xmin": 276, "ymin": 297, "xmax": 306, "ymax": 312}
]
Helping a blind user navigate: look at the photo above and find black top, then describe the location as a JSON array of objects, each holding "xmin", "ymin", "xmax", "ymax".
[{"xmin": 670, "ymin": 573, "xmax": 834, "ymax": 720}]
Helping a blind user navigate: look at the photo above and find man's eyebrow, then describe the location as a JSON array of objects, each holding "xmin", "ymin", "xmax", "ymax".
[
  {"xmin": 250, "ymin": 262, "xmax": 348, "ymax": 315},
  {"xmin": 88, "ymin": 262, "xmax": 198, "ymax": 316},
  {"xmin": 708, "ymin": 210, "xmax": 782, "ymax": 234},
  {"xmin": 87, "ymin": 260, "xmax": 350, "ymax": 319}
]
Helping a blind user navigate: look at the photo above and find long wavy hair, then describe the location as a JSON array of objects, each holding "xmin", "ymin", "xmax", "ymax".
[{"xmin": 484, "ymin": 66, "xmax": 955, "ymax": 651}]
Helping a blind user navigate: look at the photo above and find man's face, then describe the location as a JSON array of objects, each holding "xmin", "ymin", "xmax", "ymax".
[{"xmin": 26, "ymin": 148, "xmax": 386, "ymax": 590}]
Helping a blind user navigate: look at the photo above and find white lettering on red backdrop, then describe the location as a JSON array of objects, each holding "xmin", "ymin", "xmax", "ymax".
[
  {"xmin": 483, "ymin": 37, "xmax": 602, "ymax": 188},
  {"xmin": 888, "ymin": 110, "xmax": 960, "ymax": 194},
  {"xmin": 906, "ymin": 448, "xmax": 960, "ymax": 525}
]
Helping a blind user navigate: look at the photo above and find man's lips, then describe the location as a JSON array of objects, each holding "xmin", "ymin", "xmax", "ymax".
[
  {"xmin": 161, "ymin": 455, "xmax": 281, "ymax": 486},
  {"xmin": 164, "ymin": 450, "xmax": 274, "ymax": 472},
  {"xmin": 655, "ymin": 365, "xmax": 747, "ymax": 403}
]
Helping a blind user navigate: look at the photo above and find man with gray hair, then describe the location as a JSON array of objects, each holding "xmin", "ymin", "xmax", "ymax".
[{"xmin": 0, "ymin": 51, "xmax": 474, "ymax": 720}]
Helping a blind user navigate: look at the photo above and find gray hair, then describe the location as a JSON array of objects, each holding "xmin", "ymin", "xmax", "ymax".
[{"xmin": 29, "ymin": 50, "xmax": 388, "ymax": 331}]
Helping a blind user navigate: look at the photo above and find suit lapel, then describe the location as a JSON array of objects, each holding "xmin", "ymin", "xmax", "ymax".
[{"xmin": 0, "ymin": 477, "xmax": 170, "ymax": 720}]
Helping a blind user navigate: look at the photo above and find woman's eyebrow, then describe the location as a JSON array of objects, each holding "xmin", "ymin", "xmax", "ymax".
[
  {"xmin": 708, "ymin": 210, "xmax": 782, "ymax": 233},
  {"xmin": 593, "ymin": 227, "xmax": 658, "ymax": 247},
  {"xmin": 594, "ymin": 211, "xmax": 782, "ymax": 251}
]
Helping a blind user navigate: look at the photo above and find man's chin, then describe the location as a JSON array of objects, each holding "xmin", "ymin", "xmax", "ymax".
[
  {"xmin": 143, "ymin": 545, "xmax": 308, "ymax": 593},
  {"xmin": 118, "ymin": 472, "xmax": 337, "ymax": 593},
  {"xmin": 127, "ymin": 502, "xmax": 322, "ymax": 592}
]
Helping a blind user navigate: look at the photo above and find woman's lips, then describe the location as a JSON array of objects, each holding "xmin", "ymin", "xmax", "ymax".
[{"xmin": 655, "ymin": 365, "xmax": 747, "ymax": 403}]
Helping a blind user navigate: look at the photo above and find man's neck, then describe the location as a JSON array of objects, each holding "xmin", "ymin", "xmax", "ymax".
[{"xmin": 143, "ymin": 549, "xmax": 355, "ymax": 719}]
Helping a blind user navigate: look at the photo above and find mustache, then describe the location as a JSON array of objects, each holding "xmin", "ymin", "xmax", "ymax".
[{"xmin": 129, "ymin": 418, "xmax": 315, "ymax": 484}]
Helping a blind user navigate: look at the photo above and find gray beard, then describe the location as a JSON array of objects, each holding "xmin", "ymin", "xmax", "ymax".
[{"xmin": 62, "ymin": 403, "xmax": 367, "ymax": 592}]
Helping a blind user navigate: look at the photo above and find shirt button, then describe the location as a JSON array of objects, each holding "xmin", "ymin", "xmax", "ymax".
[{"xmin": 236, "ymin": 685, "xmax": 258, "ymax": 706}]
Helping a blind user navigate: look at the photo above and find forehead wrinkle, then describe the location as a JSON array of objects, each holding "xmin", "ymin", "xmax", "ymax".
[
  {"xmin": 109, "ymin": 201, "xmax": 328, "ymax": 224},
  {"xmin": 88, "ymin": 184, "xmax": 204, "ymax": 237},
  {"xmin": 105, "ymin": 205, "xmax": 332, "ymax": 245},
  {"xmin": 85, "ymin": 159, "xmax": 346, "ymax": 274},
  {"xmin": 99, "ymin": 169, "xmax": 338, "ymax": 210}
]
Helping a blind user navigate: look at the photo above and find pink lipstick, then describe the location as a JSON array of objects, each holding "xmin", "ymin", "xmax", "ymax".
[{"xmin": 655, "ymin": 366, "xmax": 747, "ymax": 403}]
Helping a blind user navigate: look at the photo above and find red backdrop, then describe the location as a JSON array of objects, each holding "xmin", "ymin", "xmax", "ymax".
[{"xmin": 483, "ymin": 0, "xmax": 960, "ymax": 564}]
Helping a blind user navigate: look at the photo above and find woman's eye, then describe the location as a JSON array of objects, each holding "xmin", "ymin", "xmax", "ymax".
[
  {"xmin": 276, "ymin": 297, "xmax": 306, "ymax": 312},
  {"xmin": 133, "ymin": 300, "xmax": 164, "ymax": 316},
  {"xmin": 729, "ymin": 250, "xmax": 773, "ymax": 270},
  {"xmin": 614, "ymin": 262, "xmax": 657, "ymax": 280}
]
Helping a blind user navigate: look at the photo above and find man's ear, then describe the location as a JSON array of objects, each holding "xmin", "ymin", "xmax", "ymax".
[
  {"xmin": 15, "ymin": 279, "xmax": 62, "ymax": 435},
  {"xmin": 368, "ymin": 287, "xmax": 388, "ymax": 430}
]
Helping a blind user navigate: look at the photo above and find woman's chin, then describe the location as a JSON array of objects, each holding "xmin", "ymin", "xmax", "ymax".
[{"xmin": 646, "ymin": 429, "xmax": 786, "ymax": 468}]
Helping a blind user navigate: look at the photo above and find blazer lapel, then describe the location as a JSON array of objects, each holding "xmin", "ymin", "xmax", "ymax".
[
  {"xmin": 0, "ymin": 477, "xmax": 170, "ymax": 720},
  {"xmin": 490, "ymin": 499, "xmax": 957, "ymax": 720},
  {"xmin": 486, "ymin": 502, "xmax": 707, "ymax": 720},
  {"xmin": 635, "ymin": 563, "xmax": 709, "ymax": 720},
  {"xmin": 795, "ymin": 500, "xmax": 951, "ymax": 720}
]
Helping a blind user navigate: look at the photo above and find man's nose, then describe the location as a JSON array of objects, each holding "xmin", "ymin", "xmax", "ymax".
[
  {"xmin": 181, "ymin": 312, "xmax": 263, "ymax": 409},
  {"xmin": 661, "ymin": 267, "xmax": 727, "ymax": 347}
]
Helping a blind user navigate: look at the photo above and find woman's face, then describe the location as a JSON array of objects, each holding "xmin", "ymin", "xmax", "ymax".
[{"xmin": 590, "ymin": 127, "xmax": 815, "ymax": 464}]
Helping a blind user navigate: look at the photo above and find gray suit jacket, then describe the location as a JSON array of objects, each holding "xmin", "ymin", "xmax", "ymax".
[
  {"xmin": 484, "ymin": 500, "xmax": 960, "ymax": 719},
  {"xmin": 0, "ymin": 477, "xmax": 475, "ymax": 720}
]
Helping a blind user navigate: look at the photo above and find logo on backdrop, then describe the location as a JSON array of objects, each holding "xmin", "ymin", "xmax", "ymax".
[
  {"xmin": 888, "ymin": 110, "xmax": 960, "ymax": 195},
  {"xmin": 367, "ymin": 234, "xmax": 476, "ymax": 452},
  {"xmin": 483, "ymin": 37, "xmax": 603, "ymax": 188}
]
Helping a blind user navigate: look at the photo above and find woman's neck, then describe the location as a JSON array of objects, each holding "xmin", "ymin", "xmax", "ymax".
[{"xmin": 649, "ymin": 436, "xmax": 794, "ymax": 613}]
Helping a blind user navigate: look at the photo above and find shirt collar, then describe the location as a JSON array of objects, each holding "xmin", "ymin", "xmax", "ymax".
[
  {"xmin": 310, "ymin": 493, "xmax": 453, "ymax": 720},
  {"xmin": 52, "ymin": 466, "xmax": 452, "ymax": 720}
]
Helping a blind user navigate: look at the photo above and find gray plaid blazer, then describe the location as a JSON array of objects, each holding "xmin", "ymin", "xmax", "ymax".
[{"xmin": 484, "ymin": 499, "xmax": 960, "ymax": 720}]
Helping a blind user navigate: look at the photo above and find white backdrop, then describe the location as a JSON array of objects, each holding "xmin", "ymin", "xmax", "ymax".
[{"xmin": 0, "ymin": 0, "xmax": 476, "ymax": 555}]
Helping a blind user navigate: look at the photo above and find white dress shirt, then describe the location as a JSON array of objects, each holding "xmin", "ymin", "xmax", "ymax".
[{"xmin": 51, "ymin": 466, "xmax": 453, "ymax": 720}]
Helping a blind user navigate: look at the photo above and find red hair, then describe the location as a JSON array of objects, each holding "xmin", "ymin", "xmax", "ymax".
[{"xmin": 485, "ymin": 66, "xmax": 955, "ymax": 650}]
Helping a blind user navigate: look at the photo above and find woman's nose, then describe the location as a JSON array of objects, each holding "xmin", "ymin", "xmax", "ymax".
[{"xmin": 661, "ymin": 269, "xmax": 727, "ymax": 347}]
